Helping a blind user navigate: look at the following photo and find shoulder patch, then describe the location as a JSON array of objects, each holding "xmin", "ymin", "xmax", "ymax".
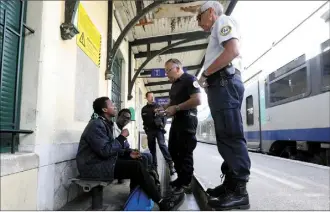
[
  {"xmin": 193, "ymin": 81, "xmax": 200, "ymax": 88},
  {"xmin": 220, "ymin": 25, "xmax": 232, "ymax": 36}
]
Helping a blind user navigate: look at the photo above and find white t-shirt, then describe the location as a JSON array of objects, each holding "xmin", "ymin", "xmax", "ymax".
[
  {"xmin": 113, "ymin": 122, "xmax": 121, "ymax": 138},
  {"xmin": 203, "ymin": 14, "xmax": 243, "ymax": 72}
]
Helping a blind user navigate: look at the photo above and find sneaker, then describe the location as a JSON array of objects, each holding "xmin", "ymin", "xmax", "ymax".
[{"xmin": 159, "ymin": 193, "xmax": 185, "ymax": 211}]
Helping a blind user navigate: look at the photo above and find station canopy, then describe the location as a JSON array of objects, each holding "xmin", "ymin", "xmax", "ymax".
[{"xmin": 113, "ymin": 0, "xmax": 236, "ymax": 102}]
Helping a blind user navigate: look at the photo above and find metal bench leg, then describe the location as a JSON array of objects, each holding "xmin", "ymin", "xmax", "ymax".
[{"xmin": 91, "ymin": 186, "xmax": 103, "ymax": 210}]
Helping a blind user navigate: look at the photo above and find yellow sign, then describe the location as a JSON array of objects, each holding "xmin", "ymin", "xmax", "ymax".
[{"xmin": 76, "ymin": 3, "xmax": 102, "ymax": 67}]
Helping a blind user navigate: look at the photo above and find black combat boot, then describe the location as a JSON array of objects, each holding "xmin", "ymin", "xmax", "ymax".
[
  {"xmin": 168, "ymin": 162, "xmax": 176, "ymax": 176},
  {"xmin": 158, "ymin": 193, "xmax": 185, "ymax": 211},
  {"xmin": 207, "ymin": 181, "xmax": 250, "ymax": 210},
  {"xmin": 206, "ymin": 174, "xmax": 231, "ymax": 197}
]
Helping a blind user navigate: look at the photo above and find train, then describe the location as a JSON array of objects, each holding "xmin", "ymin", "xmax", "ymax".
[{"xmin": 196, "ymin": 2, "xmax": 330, "ymax": 166}]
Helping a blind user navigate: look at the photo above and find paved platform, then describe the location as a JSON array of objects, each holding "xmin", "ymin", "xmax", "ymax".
[
  {"xmin": 60, "ymin": 146, "xmax": 200, "ymax": 211},
  {"xmin": 193, "ymin": 142, "xmax": 330, "ymax": 210}
]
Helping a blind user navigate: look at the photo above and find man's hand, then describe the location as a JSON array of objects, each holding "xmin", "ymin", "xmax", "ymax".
[
  {"xmin": 154, "ymin": 107, "xmax": 164, "ymax": 113},
  {"xmin": 165, "ymin": 105, "xmax": 177, "ymax": 116},
  {"xmin": 130, "ymin": 150, "xmax": 141, "ymax": 159},
  {"xmin": 121, "ymin": 129, "xmax": 129, "ymax": 137},
  {"xmin": 198, "ymin": 74, "xmax": 209, "ymax": 88}
]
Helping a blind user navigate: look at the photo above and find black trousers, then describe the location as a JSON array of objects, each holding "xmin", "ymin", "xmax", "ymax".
[
  {"xmin": 113, "ymin": 158, "xmax": 161, "ymax": 203},
  {"xmin": 168, "ymin": 127, "xmax": 197, "ymax": 186}
]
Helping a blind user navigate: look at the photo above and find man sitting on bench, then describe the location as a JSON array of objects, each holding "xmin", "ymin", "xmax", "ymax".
[
  {"xmin": 76, "ymin": 97, "xmax": 184, "ymax": 211},
  {"xmin": 114, "ymin": 108, "xmax": 155, "ymax": 172}
]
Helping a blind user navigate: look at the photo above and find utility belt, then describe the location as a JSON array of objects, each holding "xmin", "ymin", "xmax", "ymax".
[
  {"xmin": 206, "ymin": 64, "xmax": 241, "ymax": 87},
  {"xmin": 173, "ymin": 110, "xmax": 197, "ymax": 119}
]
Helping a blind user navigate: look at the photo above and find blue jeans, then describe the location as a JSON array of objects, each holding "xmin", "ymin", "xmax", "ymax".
[
  {"xmin": 140, "ymin": 151, "xmax": 154, "ymax": 171},
  {"xmin": 147, "ymin": 130, "xmax": 172, "ymax": 167},
  {"xmin": 207, "ymin": 74, "xmax": 251, "ymax": 181}
]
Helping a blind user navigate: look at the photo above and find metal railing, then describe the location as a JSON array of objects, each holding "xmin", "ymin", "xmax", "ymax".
[{"xmin": 0, "ymin": 129, "xmax": 34, "ymax": 153}]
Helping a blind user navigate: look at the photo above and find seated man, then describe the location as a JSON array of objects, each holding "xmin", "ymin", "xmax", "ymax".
[
  {"xmin": 76, "ymin": 97, "xmax": 184, "ymax": 211},
  {"xmin": 114, "ymin": 108, "xmax": 155, "ymax": 172}
]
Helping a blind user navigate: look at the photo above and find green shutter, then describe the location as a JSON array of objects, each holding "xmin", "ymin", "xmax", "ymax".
[
  {"xmin": 111, "ymin": 56, "xmax": 122, "ymax": 112},
  {"xmin": 0, "ymin": 1, "xmax": 26, "ymax": 153}
]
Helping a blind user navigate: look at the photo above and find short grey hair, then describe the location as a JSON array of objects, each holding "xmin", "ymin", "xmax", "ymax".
[
  {"xmin": 200, "ymin": 1, "xmax": 224, "ymax": 16},
  {"xmin": 165, "ymin": 58, "xmax": 183, "ymax": 69}
]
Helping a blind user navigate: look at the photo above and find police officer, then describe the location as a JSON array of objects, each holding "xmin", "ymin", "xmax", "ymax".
[
  {"xmin": 141, "ymin": 92, "xmax": 175, "ymax": 175},
  {"xmin": 196, "ymin": 1, "xmax": 251, "ymax": 210},
  {"xmin": 161, "ymin": 58, "xmax": 201, "ymax": 194}
]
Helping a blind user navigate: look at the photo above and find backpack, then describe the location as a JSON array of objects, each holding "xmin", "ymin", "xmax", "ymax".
[{"xmin": 123, "ymin": 186, "xmax": 154, "ymax": 211}]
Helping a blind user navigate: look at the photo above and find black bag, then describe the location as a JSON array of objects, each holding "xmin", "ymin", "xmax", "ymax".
[{"xmin": 148, "ymin": 169, "xmax": 161, "ymax": 194}]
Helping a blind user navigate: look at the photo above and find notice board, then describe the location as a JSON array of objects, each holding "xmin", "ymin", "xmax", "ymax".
[{"xmin": 76, "ymin": 3, "xmax": 102, "ymax": 67}]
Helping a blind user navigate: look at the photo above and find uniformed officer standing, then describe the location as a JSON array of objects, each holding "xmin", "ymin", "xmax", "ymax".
[
  {"xmin": 161, "ymin": 58, "xmax": 201, "ymax": 194},
  {"xmin": 196, "ymin": 1, "xmax": 251, "ymax": 210},
  {"xmin": 141, "ymin": 92, "xmax": 175, "ymax": 175}
]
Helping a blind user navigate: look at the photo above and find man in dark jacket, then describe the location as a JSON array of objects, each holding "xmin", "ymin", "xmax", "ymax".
[
  {"xmin": 114, "ymin": 108, "xmax": 159, "ymax": 189},
  {"xmin": 76, "ymin": 97, "xmax": 184, "ymax": 210},
  {"xmin": 115, "ymin": 108, "xmax": 154, "ymax": 172},
  {"xmin": 141, "ymin": 92, "xmax": 175, "ymax": 175}
]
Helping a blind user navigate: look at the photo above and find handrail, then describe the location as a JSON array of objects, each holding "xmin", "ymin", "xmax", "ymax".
[
  {"xmin": 0, "ymin": 129, "xmax": 34, "ymax": 153},
  {"xmin": 0, "ymin": 129, "xmax": 34, "ymax": 134}
]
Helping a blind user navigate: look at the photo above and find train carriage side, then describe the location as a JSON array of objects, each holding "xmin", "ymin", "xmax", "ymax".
[
  {"xmin": 241, "ymin": 74, "xmax": 263, "ymax": 151},
  {"xmin": 241, "ymin": 3, "xmax": 330, "ymax": 165},
  {"xmin": 261, "ymin": 48, "xmax": 330, "ymax": 165}
]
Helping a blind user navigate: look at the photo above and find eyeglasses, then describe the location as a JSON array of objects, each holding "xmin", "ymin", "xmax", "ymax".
[
  {"xmin": 196, "ymin": 8, "xmax": 208, "ymax": 21},
  {"xmin": 165, "ymin": 65, "xmax": 178, "ymax": 74}
]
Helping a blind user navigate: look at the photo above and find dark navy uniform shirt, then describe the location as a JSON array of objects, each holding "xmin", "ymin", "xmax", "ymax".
[{"xmin": 169, "ymin": 72, "xmax": 201, "ymax": 114}]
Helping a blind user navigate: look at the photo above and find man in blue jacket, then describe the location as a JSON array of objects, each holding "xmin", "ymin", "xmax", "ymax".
[{"xmin": 76, "ymin": 97, "xmax": 184, "ymax": 210}]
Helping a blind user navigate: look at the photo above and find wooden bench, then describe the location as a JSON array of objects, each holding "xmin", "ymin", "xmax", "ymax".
[{"xmin": 68, "ymin": 178, "xmax": 112, "ymax": 210}]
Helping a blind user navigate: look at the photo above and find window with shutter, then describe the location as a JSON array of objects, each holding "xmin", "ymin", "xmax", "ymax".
[
  {"xmin": 0, "ymin": 1, "xmax": 26, "ymax": 153},
  {"xmin": 111, "ymin": 56, "xmax": 122, "ymax": 119}
]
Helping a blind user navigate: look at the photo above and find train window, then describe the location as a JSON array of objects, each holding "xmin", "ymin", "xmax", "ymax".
[
  {"xmin": 269, "ymin": 66, "xmax": 308, "ymax": 104},
  {"xmin": 246, "ymin": 95, "xmax": 254, "ymax": 125},
  {"xmin": 321, "ymin": 39, "xmax": 330, "ymax": 89}
]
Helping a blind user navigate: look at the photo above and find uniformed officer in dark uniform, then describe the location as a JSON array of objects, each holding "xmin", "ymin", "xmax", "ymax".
[
  {"xmin": 196, "ymin": 1, "xmax": 251, "ymax": 210},
  {"xmin": 141, "ymin": 92, "xmax": 175, "ymax": 175},
  {"xmin": 160, "ymin": 58, "xmax": 202, "ymax": 194}
]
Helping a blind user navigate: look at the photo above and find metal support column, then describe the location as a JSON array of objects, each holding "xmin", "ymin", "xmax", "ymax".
[
  {"xmin": 60, "ymin": 0, "xmax": 80, "ymax": 40},
  {"xmin": 105, "ymin": 0, "xmax": 168, "ymax": 80},
  {"xmin": 105, "ymin": 0, "xmax": 113, "ymax": 80}
]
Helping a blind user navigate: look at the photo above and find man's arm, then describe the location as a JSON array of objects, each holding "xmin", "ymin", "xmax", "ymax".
[
  {"xmin": 177, "ymin": 93, "xmax": 201, "ymax": 110},
  {"xmin": 162, "ymin": 101, "xmax": 171, "ymax": 110},
  {"xmin": 205, "ymin": 16, "xmax": 240, "ymax": 76},
  {"xmin": 141, "ymin": 106, "xmax": 148, "ymax": 130},
  {"xmin": 86, "ymin": 121, "xmax": 126, "ymax": 158},
  {"xmin": 204, "ymin": 39, "xmax": 240, "ymax": 76}
]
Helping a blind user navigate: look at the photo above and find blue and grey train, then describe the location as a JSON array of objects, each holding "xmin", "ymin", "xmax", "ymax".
[{"xmin": 196, "ymin": 2, "xmax": 330, "ymax": 165}]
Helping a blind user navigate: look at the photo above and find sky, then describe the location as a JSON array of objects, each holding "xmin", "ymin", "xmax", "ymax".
[
  {"xmin": 231, "ymin": 1, "xmax": 327, "ymax": 77},
  {"xmin": 197, "ymin": 0, "xmax": 329, "ymax": 119}
]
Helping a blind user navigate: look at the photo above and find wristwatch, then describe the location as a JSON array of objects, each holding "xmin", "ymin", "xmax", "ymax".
[{"xmin": 175, "ymin": 105, "xmax": 180, "ymax": 112}]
